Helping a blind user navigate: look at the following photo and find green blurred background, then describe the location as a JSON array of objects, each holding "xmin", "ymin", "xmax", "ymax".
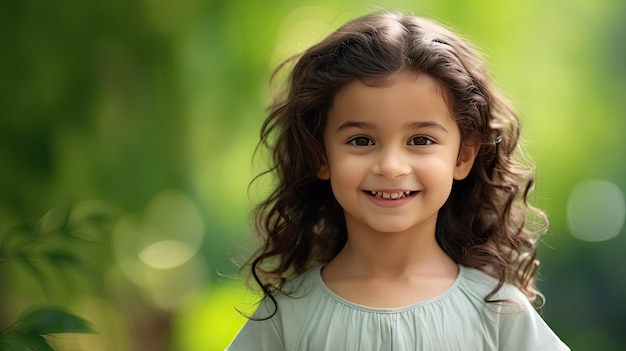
[{"xmin": 1, "ymin": 0, "xmax": 625, "ymax": 350}]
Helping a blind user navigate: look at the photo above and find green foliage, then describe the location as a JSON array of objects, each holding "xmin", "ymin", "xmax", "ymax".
[
  {"xmin": 1, "ymin": 307, "xmax": 94, "ymax": 351},
  {"xmin": 0, "ymin": 205, "xmax": 113, "ymax": 350},
  {"xmin": 0, "ymin": 0, "xmax": 624, "ymax": 350},
  {"xmin": 1, "ymin": 205, "xmax": 111, "ymax": 296}
]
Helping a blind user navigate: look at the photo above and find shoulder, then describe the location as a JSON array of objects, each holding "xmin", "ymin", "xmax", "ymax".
[
  {"xmin": 281, "ymin": 265, "xmax": 322, "ymax": 296},
  {"xmin": 457, "ymin": 266, "xmax": 544, "ymax": 325},
  {"xmin": 226, "ymin": 266, "xmax": 325, "ymax": 351},
  {"xmin": 250, "ymin": 265, "xmax": 323, "ymax": 320},
  {"xmin": 456, "ymin": 265, "xmax": 527, "ymax": 311},
  {"xmin": 458, "ymin": 266, "xmax": 570, "ymax": 350},
  {"xmin": 459, "ymin": 265, "xmax": 526, "ymax": 303}
]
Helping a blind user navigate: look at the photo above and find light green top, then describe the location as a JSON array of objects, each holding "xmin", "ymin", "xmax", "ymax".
[{"xmin": 227, "ymin": 265, "xmax": 569, "ymax": 350}]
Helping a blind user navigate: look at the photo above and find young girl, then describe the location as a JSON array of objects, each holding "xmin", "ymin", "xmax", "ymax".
[{"xmin": 228, "ymin": 11, "xmax": 569, "ymax": 350}]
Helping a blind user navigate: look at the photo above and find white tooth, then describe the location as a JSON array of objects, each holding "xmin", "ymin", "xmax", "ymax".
[{"xmin": 370, "ymin": 191, "xmax": 414, "ymax": 199}]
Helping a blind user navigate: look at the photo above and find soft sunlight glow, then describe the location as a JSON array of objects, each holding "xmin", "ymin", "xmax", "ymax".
[
  {"xmin": 567, "ymin": 179, "xmax": 626, "ymax": 242},
  {"xmin": 139, "ymin": 239, "xmax": 195, "ymax": 269},
  {"xmin": 112, "ymin": 190, "xmax": 206, "ymax": 309},
  {"xmin": 271, "ymin": 6, "xmax": 334, "ymax": 68},
  {"xmin": 173, "ymin": 283, "xmax": 254, "ymax": 351}
]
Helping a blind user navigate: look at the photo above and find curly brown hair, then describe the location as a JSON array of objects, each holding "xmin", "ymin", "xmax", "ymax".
[{"xmin": 243, "ymin": 12, "xmax": 548, "ymax": 317}]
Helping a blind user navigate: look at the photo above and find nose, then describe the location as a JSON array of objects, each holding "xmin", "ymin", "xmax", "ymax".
[{"xmin": 372, "ymin": 146, "xmax": 412, "ymax": 179}]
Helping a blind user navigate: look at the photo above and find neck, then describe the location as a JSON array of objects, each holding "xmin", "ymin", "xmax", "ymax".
[{"xmin": 327, "ymin": 218, "xmax": 456, "ymax": 279}]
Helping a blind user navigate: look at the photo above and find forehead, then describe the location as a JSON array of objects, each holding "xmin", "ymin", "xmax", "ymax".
[{"xmin": 327, "ymin": 72, "xmax": 456, "ymax": 130}]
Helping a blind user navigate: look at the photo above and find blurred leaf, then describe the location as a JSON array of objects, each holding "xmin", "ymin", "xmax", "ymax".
[
  {"xmin": 38, "ymin": 207, "xmax": 72, "ymax": 237},
  {"xmin": 16, "ymin": 252, "xmax": 51, "ymax": 296},
  {"xmin": 0, "ymin": 333, "xmax": 54, "ymax": 351},
  {"xmin": 81, "ymin": 212, "xmax": 114, "ymax": 227},
  {"xmin": 0, "ymin": 335, "xmax": 26, "ymax": 351},
  {"xmin": 16, "ymin": 307, "xmax": 94, "ymax": 334},
  {"xmin": 1, "ymin": 307, "xmax": 94, "ymax": 351},
  {"xmin": 21, "ymin": 334, "xmax": 54, "ymax": 351},
  {"xmin": 44, "ymin": 249, "xmax": 95, "ymax": 284},
  {"xmin": 45, "ymin": 250, "xmax": 84, "ymax": 270},
  {"xmin": 0, "ymin": 226, "xmax": 31, "ymax": 252},
  {"xmin": 67, "ymin": 233, "xmax": 100, "ymax": 245}
]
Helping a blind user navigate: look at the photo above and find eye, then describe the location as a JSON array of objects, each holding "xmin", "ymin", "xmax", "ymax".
[
  {"xmin": 408, "ymin": 136, "xmax": 434, "ymax": 146},
  {"xmin": 348, "ymin": 136, "xmax": 374, "ymax": 147}
]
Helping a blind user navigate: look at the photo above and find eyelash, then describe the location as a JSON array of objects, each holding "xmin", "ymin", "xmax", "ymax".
[
  {"xmin": 348, "ymin": 136, "xmax": 374, "ymax": 147},
  {"xmin": 347, "ymin": 135, "xmax": 435, "ymax": 147},
  {"xmin": 408, "ymin": 135, "xmax": 435, "ymax": 146}
]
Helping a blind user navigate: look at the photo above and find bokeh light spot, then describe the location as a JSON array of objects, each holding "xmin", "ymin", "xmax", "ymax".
[
  {"xmin": 567, "ymin": 179, "xmax": 626, "ymax": 242},
  {"xmin": 139, "ymin": 239, "xmax": 195, "ymax": 269}
]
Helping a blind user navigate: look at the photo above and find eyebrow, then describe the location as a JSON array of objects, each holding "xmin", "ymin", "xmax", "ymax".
[{"xmin": 336, "ymin": 121, "xmax": 449, "ymax": 133}]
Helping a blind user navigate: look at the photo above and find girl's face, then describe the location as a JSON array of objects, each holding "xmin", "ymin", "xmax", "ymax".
[{"xmin": 318, "ymin": 71, "xmax": 477, "ymax": 237}]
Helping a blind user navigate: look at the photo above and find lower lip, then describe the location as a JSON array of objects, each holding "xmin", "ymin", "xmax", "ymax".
[{"xmin": 364, "ymin": 191, "xmax": 418, "ymax": 208}]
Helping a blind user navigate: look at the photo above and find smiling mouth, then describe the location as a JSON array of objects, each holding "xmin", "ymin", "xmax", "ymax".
[{"xmin": 365, "ymin": 190, "xmax": 418, "ymax": 200}]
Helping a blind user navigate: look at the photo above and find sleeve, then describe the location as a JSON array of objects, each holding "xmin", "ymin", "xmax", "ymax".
[
  {"xmin": 496, "ymin": 293, "xmax": 570, "ymax": 351},
  {"xmin": 225, "ymin": 297, "xmax": 284, "ymax": 351}
]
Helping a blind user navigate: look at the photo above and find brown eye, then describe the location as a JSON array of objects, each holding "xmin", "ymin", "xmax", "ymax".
[
  {"xmin": 408, "ymin": 136, "xmax": 434, "ymax": 146},
  {"xmin": 349, "ymin": 137, "xmax": 374, "ymax": 147}
]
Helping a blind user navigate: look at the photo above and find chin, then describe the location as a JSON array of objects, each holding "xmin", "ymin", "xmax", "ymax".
[{"xmin": 367, "ymin": 221, "xmax": 420, "ymax": 235}]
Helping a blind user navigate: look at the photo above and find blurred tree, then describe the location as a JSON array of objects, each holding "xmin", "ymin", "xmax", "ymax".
[{"xmin": 1, "ymin": 0, "xmax": 624, "ymax": 350}]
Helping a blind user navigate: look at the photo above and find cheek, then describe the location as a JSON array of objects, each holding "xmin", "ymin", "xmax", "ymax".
[
  {"xmin": 415, "ymin": 156, "xmax": 457, "ymax": 188},
  {"xmin": 328, "ymin": 160, "xmax": 358, "ymax": 182},
  {"xmin": 326, "ymin": 148, "xmax": 355, "ymax": 168},
  {"xmin": 327, "ymin": 154, "xmax": 372, "ymax": 182},
  {"xmin": 417, "ymin": 152, "xmax": 458, "ymax": 171},
  {"xmin": 326, "ymin": 156, "xmax": 366, "ymax": 194}
]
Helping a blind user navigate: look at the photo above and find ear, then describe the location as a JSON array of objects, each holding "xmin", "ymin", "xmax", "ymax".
[
  {"xmin": 317, "ymin": 156, "xmax": 330, "ymax": 180},
  {"xmin": 453, "ymin": 142, "xmax": 479, "ymax": 180}
]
